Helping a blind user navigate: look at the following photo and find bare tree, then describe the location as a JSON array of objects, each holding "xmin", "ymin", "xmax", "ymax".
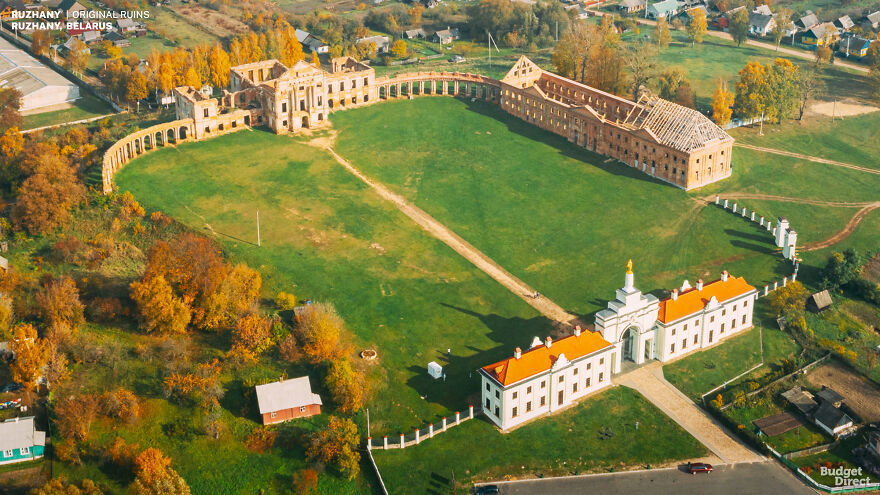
[
  {"xmin": 797, "ymin": 65, "xmax": 821, "ymax": 120},
  {"xmin": 626, "ymin": 40, "xmax": 658, "ymax": 100}
]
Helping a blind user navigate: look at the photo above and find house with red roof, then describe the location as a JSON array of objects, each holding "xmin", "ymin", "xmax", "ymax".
[{"xmin": 480, "ymin": 260, "xmax": 757, "ymax": 430}]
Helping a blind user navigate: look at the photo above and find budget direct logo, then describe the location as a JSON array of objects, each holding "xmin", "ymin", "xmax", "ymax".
[{"xmin": 819, "ymin": 466, "xmax": 872, "ymax": 487}]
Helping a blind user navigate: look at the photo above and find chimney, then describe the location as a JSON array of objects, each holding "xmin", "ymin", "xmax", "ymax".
[
  {"xmin": 672, "ymin": 288, "xmax": 678, "ymax": 301},
  {"xmin": 574, "ymin": 325, "xmax": 582, "ymax": 337},
  {"xmin": 514, "ymin": 347, "xmax": 522, "ymax": 359},
  {"xmin": 545, "ymin": 336, "xmax": 552, "ymax": 348},
  {"xmin": 721, "ymin": 270, "xmax": 729, "ymax": 282},
  {"xmin": 696, "ymin": 279, "xmax": 703, "ymax": 291}
]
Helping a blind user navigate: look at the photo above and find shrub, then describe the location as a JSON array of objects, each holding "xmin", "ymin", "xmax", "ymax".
[{"xmin": 275, "ymin": 291, "xmax": 297, "ymax": 310}]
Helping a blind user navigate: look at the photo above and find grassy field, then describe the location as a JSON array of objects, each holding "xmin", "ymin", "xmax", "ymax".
[
  {"xmin": 330, "ymin": 97, "xmax": 845, "ymax": 317},
  {"xmin": 731, "ymin": 112, "xmax": 880, "ymax": 171},
  {"xmin": 116, "ymin": 129, "xmax": 554, "ymax": 434},
  {"xmin": 373, "ymin": 386, "xmax": 707, "ymax": 494},
  {"xmin": 716, "ymin": 200, "xmax": 861, "ymax": 247},
  {"xmin": 663, "ymin": 323, "xmax": 802, "ymax": 401},
  {"xmin": 20, "ymin": 93, "xmax": 114, "ymax": 130},
  {"xmin": 373, "ymin": 44, "xmax": 556, "ymax": 80}
]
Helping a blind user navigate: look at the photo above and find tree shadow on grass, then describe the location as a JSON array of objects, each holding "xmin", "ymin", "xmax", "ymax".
[{"xmin": 461, "ymin": 99, "xmax": 685, "ymax": 191}]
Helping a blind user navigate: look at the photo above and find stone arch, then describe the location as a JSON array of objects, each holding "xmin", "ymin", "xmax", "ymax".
[
  {"xmin": 179, "ymin": 126, "xmax": 188, "ymax": 140},
  {"xmin": 166, "ymin": 128, "xmax": 175, "ymax": 143},
  {"xmin": 144, "ymin": 134, "xmax": 152, "ymax": 150},
  {"xmin": 621, "ymin": 326, "xmax": 639, "ymax": 362},
  {"xmin": 244, "ymin": 115, "xmax": 250, "ymax": 126},
  {"xmin": 155, "ymin": 131, "xmax": 163, "ymax": 146}
]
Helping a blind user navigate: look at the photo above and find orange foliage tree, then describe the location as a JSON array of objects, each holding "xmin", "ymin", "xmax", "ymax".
[
  {"xmin": 130, "ymin": 275, "xmax": 192, "ymax": 334},
  {"xmin": 229, "ymin": 313, "xmax": 273, "ymax": 361},
  {"xmin": 325, "ymin": 358, "xmax": 365, "ymax": 413},
  {"xmin": 9, "ymin": 323, "xmax": 50, "ymax": 391},
  {"xmin": 295, "ymin": 302, "xmax": 349, "ymax": 363},
  {"xmin": 305, "ymin": 416, "xmax": 360, "ymax": 480},
  {"xmin": 11, "ymin": 144, "xmax": 86, "ymax": 235},
  {"xmin": 36, "ymin": 275, "xmax": 85, "ymax": 337}
]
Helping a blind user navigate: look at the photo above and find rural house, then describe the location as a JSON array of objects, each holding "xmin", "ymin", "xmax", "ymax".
[
  {"xmin": 861, "ymin": 11, "xmax": 880, "ymax": 31},
  {"xmin": 647, "ymin": 0, "xmax": 681, "ymax": 20},
  {"xmin": 680, "ymin": 6, "xmax": 708, "ymax": 26},
  {"xmin": 795, "ymin": 12, "xmax": 819, "ymax": 30},
  {"xmin": 801, "ymin": 22, "xmax": 838, "ymax": 46},
  {"xmin": 807, "ymin": 289, "xmax": 833, "ymax": 312},
  {"xmin": 356, "ymin": 35, "xmax": 391, "ymax": 54},
  {"xmin": 104, "ymin": 31, "xmax": 130, "ymax": 48},
  {"xmin": 255, "ymin": 376, "xmax": 322, "ymax": 425},
  {"xmin": 0, "ymin": 417, "xmax": 46, "ymax": 466},
  {"xmin": 749, "ymin": 12, "xmax": 776, "ymax": 36},
  {"xmin": 56, "ymin": 0, "xmax": 87, "ymax": 18},
  {"xmin": 618, "ymin": 0, "xmax": 647, "ymax": 14},
  {"xmin": 296, "ymin": 28, "xmax": 329, "ymax": 54},
  {"xmin": 838, "ymin": 35, "xmax": 872, "ymax": 58},
  {"xmin": 834, "ymin": 15, "xmax": 855, "ymax": 32},
  {"xmin": 404, "ymin": 28, "xmax": 426, "ymax": 39},
  {"xmin": 432, "ymin": 27, "xmax": 461, "ymax": 44},
  {"xmin": 782, "ymin": 386, "xmax": 855, "ymax": 438}
]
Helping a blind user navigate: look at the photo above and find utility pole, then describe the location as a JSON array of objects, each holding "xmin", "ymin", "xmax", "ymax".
[
  {"xmin": 832, "ymin": 99, "xmax": 837, "ymax": 121},
  {"xmin": 256, "ymin": 210, "xmax": 261, "ymax": 247},
  {"xmin": 758, "ymin": 111, "xmax": 764, "ymax": 135},
  {"xmin": 366, "ymin": 408, "xmax": 371, "ymax": 439},
  {"xmin": 555, "ymin": 21, "xmax": 558, "ymax": 42}
]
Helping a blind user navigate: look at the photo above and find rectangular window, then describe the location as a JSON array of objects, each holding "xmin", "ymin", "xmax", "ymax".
[
  {"xmin": 540, "ymin": 396, "xmax": 546, "ymax": 406},
  {"xmin": 558, "ymin": 390, "xmax": 564, "ymax": 405},
  {"xmin": 586, "ymin": 377, "xmax": 591, "ymax": 387},
  {"xmin": 270, "ymin": 411, "xmax": 277, "ymax": 418},
  {"xmin": 485, "ymin": 398, "xmax": 490, "ymax": 408},
  {"xmin": 682, "ymin": 339, "xmax": 687, "ymax": 349},
  {"xmin": 598, "ymin": 372, "xmax": 604, "ymax": 382},
  {"xmin": 732, "ymin": 319, "xmax": 736, "ymax": 328},
  {"xmin": 526, "ymin": 401, "xmax": 532, "ymax": 412},
  {"xmin": 329, "ymin": 84, "xmax": 333, "ymax": 93},
  {"xmin": 573, "ymin": 368, "xmax": 579, "ymax": 375},
  {"xmin": 559, "ymin": 375, "xmax": 564, "ymax": 383},
  {"xmin": 203, "ymin": 109, "xmax": 209, "ymax": 117},
  {"xmin": 671, "ymin": 343, "xmax": 676, "ymax": 353},
  {"xmin": 486, "ymin": 383, "xmax": 490, "ymax": 391},
  {"xmin": 721, "ymin": 323, "xmax": 725, "ymax": 333},
  {"xmin": 600, "ymin": 358, "xmax": 604, "ymax": 365},
  {"xmin": 684, "ymin": 324, "xmax": 688, "ymax": 331},
  {"xmin": 512, "ymin": 407, "xmax": 518, "ymax": 418},
  {"xmin": 694, "ymin": 335, "xmax": 698, "ymax": 345},
  {"xmin": 744, "ymin": 300, "xmax": 748, "ymax": 307},
  {"xmin": 709, "ymin": 330, "xmax": 714, "ymax": 342},
  {"xmin": 586, "ymin": 362, "xmax": 591, "ymax": 370},
  {"xmin": 672, "ymin": 328, "xmax": 676, "ymax": 336},
  {"xmin": 722, "ymin": 309, "xmax": 726, "ymax": 316},
  {"xmin": 573, "ymin": 383, "xmax": 578, "ymax": 393},
  {"xmin": 495, "ymin": 406, "xmax": 499, "ymax": 417},
  {"xmin": 20, "ymin": 447, "xmax": 29, "ymax": 455},
  {"xmin": 364, "ymin": 77, "xmax": 369, "ymax": 86},
  {"xmin": 710, "ymin": 316, "xmax": 715, "ymax": 323},
  {"xmin": 733, "ymin": 304, "xmax": 737, "ymax": 311},
  {"xmin": 526, "ymin": 386, "xmax": 532, "ymax": 394},
  {"xmin": 282, "ymin": 102, "xmax": 287, "ymax": 112},
  {"xmin": 3, "ymin": 449, "xmax": 12, "ymax": 458},
  {"xmin": 495, "ymin": 390, "xmax": 500, "ymax": 399},
  {"xmin": 742, "ymin": 315, "xmax": 747, "ymax": 324},
  {"xmin": 300, "ymin": 406, "xmax": 306, "ymax": 412},
  {"xmin": 541, "ymin": 381, "xmax": 546, "ymax": 389},
  {"xmin": 512, "ymin": 392, "xmax": 518, "ymax": 400}
]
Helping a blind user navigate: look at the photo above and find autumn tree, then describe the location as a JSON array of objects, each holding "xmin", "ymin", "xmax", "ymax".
[
  {"xmin": 815, "ymin": 45, "xmax": 832, "ymax": 65},
  {"xmin": 711, "ymin": 80, "xmax": 734, "ymax": 125},
  {"xmin": 10, "ymin": 323, "xmax": 49, "ymax": 391},
  {"xmin": 767, "ymin": 281, "xmax": 809, "ymax": 317},
  {"xmin": 652, "ymin": 17, "xmax": 672, "ymax": 49},
  {"xmin": 305, "ymin": 416, "xmax": 360, "ymax": 480},
  {"xmin": 228, "ymin": 313, "xmax": 273, "ymax": 361},
  {"xmin": 36, "ymin": 276, "xmax": 85, "ymax": 338},
  {"xmin": 208, "ymin": 44, "xmax": 231, "ymax": 89},
  {"xmin": 734, "ymin": 60, "xmax": 768, "ymax": 120},
  {"xmin": 132, "ymin": 448, "xmax": 191, "ymax": 495},
  {"xmin": 325, "ymin": 358, "xmax": 365, "ymax": 413},
  {"xmin": 292, "ymin": 469, "xmax": 319, "ymax": 494},
  {"xmin": 275, "ymin": 291, "xmax": 297, "ymax": 310},
  {"xmin": 763, "ymin": 58, "xmax": 799, "ymax": 123},
  {"xmin": 54, "ymin": 394, "xmax": 101, "ymax": 441},
  {"xmin": 30, "ymin": 479, "xmax": 104, "ymax": 495},
  {"xmin": 130, "ymin": 275, "xmax": 192, "ymax": 334},
  {"xmin": 686, "ymin": 8, "xmax": 708, "ymax": 46},
  {"xmin": 552, "ymin": 19, "xmax": 627, "ymax": 95},
  {"xmin": 126, "ymin": 69, "xmax": 149, "ymax": 106},
  {"xmin": 391, "ymin": 39, "xmax": 408, "ymax": 58},
  {"xmin": 163, "ymin": 360, "xmax": 223, "ymax": 409},
  {"xmin": 657, "ymin": 67, "xmax": 687, "ymax": 100},
  {"xmin": 295, "ymin": 302, "xmax": 349, "ymax": 363},
  {"xmin": 673, "ymin": 80, "xmax": 696, "ymax": 108},
  {"xmin": 0, "ymin": 293, "xmax": 13, "ymax": 340},
  {"xmin": 30, "ymin": 30, "xmax": 52, "ymax": 57},
  {"xmin": 772, "ymin": 8, "xmax": 793, "ymax": 50},
  {"xmin": 11, "ymin": 145, "xmax": 86, "ymax": 235},
  {"xmin": 310, "ymin": 51, "xmax": 321, "ymax": 68},
  {"xmin": 65, "ymin": 38, "xmax": 90, "ymax": 76},
  {"xmin": 103, "ymin": 388, "xmax": 141, "ymax": 423},
  {"xmin": 0, "ymin": 88, "xmax": 23, "ymax": 134},
  {"xmin": 729, "ymin": 9, "xmax": 750, "ymax": 47}
]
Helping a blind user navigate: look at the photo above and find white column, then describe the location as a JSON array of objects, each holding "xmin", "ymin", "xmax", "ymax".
[
  {"xmin": 415, "ymin": 428, "xmax": 420, "ymax": 444},
  {"xmin": 442, "ymin": 417, "xmax": 447, "ymax": 431},
  {"xmin": 751, "ymin": 211, "xmax": 756, "ymax": 221},
  {"xmin": 429, "ymin": 424, "xmax": 434, "ymax": 438},
  {"xmin": 764, "ymin": 285, "xmax": 769, "ymax": 296},
  {"xmin": 367, "ymin": 437, "xmax": 372, "ymax": 450},
  {"xmin": 732, "ymin": 202, "xmax": 737, "ymax": 213},
  {"xmin": 723, "ymin": 199, "xmax": 729, "ymax": 208},
  {"xmin": 783, "ymin": 276, "xmax": 788, "ymax": 287},
  {"xmin": 456, "ymin": 411, "xmax": 461, "ymax": 425},
  {"xmin": 400, "ymin": 433, "xmax": 405, "ymax": 448},
  {"xmin": 469, "ymin": 405, "xmax": 474, "ymax": 418},
  {"xmin": 383, "ymin": 435, "xmax": 388, "ymax": 449},
  {"xmin": 715, "ymin": 195, "xmax": 719, "ymax": 204}
]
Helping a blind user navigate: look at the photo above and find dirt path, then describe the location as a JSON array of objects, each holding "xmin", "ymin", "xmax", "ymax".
[
  {"xmin": 802, "ymin": 202, "xmax": 880, "ymax": 251},
  {"xmin": 735, "ymin": 144, "xmax": 880, "ymax": 176},
  {"xmin": 320, "ymin": 144, "xmax": 581, "ymax": 327},
  {"xmin": 617, "ymin": 363, "xmax": 765, "ymax": 464}
]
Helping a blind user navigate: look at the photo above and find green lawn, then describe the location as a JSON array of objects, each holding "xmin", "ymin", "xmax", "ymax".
[
  {"xmin": 792, "ymin": 434, "xmax": 880, "ymax": 486},
  {"xmin": 715, "ymin": 200, "xmax": 860, "ymax": 247},
  {"xmin": 723, "ymin": 395, "xmax": 829, "ymax": 454},
  {"xmin": 373, "ymin": 387, "xmax": 707, "ymax": 494},
  {"xmin": 663, "ymin": 324, "xmax": 802, "ymax": 401},
  {"xmin": 373, "ymin": 45, "xmax": 556, "ymax": 80},
  {"xmin": 116, "ymin": 129, "xmax": 554, "ymax": 434},
  {"xmin": 87, "ymin": 34, "xmax": 179, "ymax": 72},
  {"xmin": 21, "ymin": 93, "xmax": 114, "ymax": 130},
  {"xmin": 330, "ymin": 97, "xmax": 805, "ymax": 318},
  {"xmin": 731, "ymin": 112, "xmax": 880, "ymax": 171}
]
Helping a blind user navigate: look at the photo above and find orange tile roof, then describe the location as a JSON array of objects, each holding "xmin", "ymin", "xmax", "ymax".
[
  {"xmin": 657, "ymin": 275, "xmax": 756, "ymax": 323},
  {"xmin": 481, "ymin": 331, "xmax": 612, "ymax": 387}
]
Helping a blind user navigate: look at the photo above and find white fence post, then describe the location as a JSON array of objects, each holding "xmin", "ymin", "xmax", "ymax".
[
  {"xmin": 383, "ymin": 435, "xmax": 388, "ymax": 450},
  {"xmin": 429, "ymin": 423, "xmax": 434, "ymax": 438},
  {"xmin": 469, "ymin": 404, "xmax": 474, "ymax": 418},
  {"xmin": 456, "ymin": 411, "xmax": 461, "ymax": 425},
  {"xmin": 400, "ymin": 433, "xmax": 405, "ymax": 449},
  {"xmin": 442, "ymin": 417, "xmax": 447, "ymax": 432},
  {"xmin": 415, "ymin": 428, "xmax": 420, "ymax": 444}
]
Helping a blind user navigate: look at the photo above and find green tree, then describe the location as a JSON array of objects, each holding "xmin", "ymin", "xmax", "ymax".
[
  {"xmin": 729, "ymin": 9, "xmax": 750, "ymax": 47},
  {"xmin": 325, "ymin": 358, "xmax": 365, "ymax": 413},
  {"xmin": 305, "ymin": 416, "xmax": 360, "ymax": 480},
  {"xmin": 821, "ymin": 249, "xmax": 864, "ymax": 289},
  {"xmin": 652, "ymin": 17, "xmax": 672, "ymax": 49},
  {"xmin": 767, "ymin": 281, "xmax": 809, "ymax": 317},
  {"xmin": 763, "ymin": 58, "xmax": 799, "ymax": 123}
]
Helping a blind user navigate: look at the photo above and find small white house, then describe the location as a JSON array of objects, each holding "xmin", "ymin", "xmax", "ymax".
[{"xmin": 428, "ymin": 361, "xmax": 443, "ymax": 379}]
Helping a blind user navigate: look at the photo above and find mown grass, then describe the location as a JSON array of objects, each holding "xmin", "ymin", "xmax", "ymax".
[
  {"xmin": 21, "ymin": 94, "xmax": 114, "ymax": 130},
  {"xmin": 330, "ymin": 97, "xmax": 798, "ymax": 317},
  {"xmin": 116, "ymin": 129, "xmax": 554, "ymax": 433},
  {"xmin": 373, "ymin": 387, "xmax": 707, "ymax": 494}
]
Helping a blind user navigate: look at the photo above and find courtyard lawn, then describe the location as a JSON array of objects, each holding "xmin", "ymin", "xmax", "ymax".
[
  {"xmin": 373, "ymin": 386, "xmax": 708, "ymax": 494},
  {"xmin": 731, "ymin": 112, "xmax": 880, "ymax": 171},
  {"xmin": 20, "ymin": 93, "xmax": 114, "ymax": 130},
  {"xmin": 329, "ymin": 97, "xmax": 818, "ymax": 318},
  {"xmin": 663, "ymin": 323, "xmax": 802, "ymax": 401},
  {"xmin": 116, "ymin": 129, "xmax": 554, "ymax": 434}
]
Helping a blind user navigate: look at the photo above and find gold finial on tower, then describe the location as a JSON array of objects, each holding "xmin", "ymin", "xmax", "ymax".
[{"xmin": 626, "ymin": 259, "xmax": 633, "ymax": 274}]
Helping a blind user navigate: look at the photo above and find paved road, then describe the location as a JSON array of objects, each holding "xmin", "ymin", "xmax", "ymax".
[
  {"xmin": 487, "ymin": 462, "xmax": 816, "ymax": 495},
  {"xmin": 616, "ymin": 363, "xmax": 764, "ymax": 464}
]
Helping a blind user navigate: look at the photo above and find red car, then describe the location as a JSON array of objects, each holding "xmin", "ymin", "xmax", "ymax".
[{"xmin": 687, "ymin": 462, "xmax": 713, "ymax": 474}]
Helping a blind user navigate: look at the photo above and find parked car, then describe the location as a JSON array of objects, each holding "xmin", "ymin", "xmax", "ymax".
[
  {"xmin": 687, "ymin": 462, "xmax": 713, "ymax": 474},
  {"xmin": 475, "ymin": 485, "xmax": 499, "ymax": 495},
  {"xmin": 1, "ymin": 382, "xmax": 23, "ymax": 393}
]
